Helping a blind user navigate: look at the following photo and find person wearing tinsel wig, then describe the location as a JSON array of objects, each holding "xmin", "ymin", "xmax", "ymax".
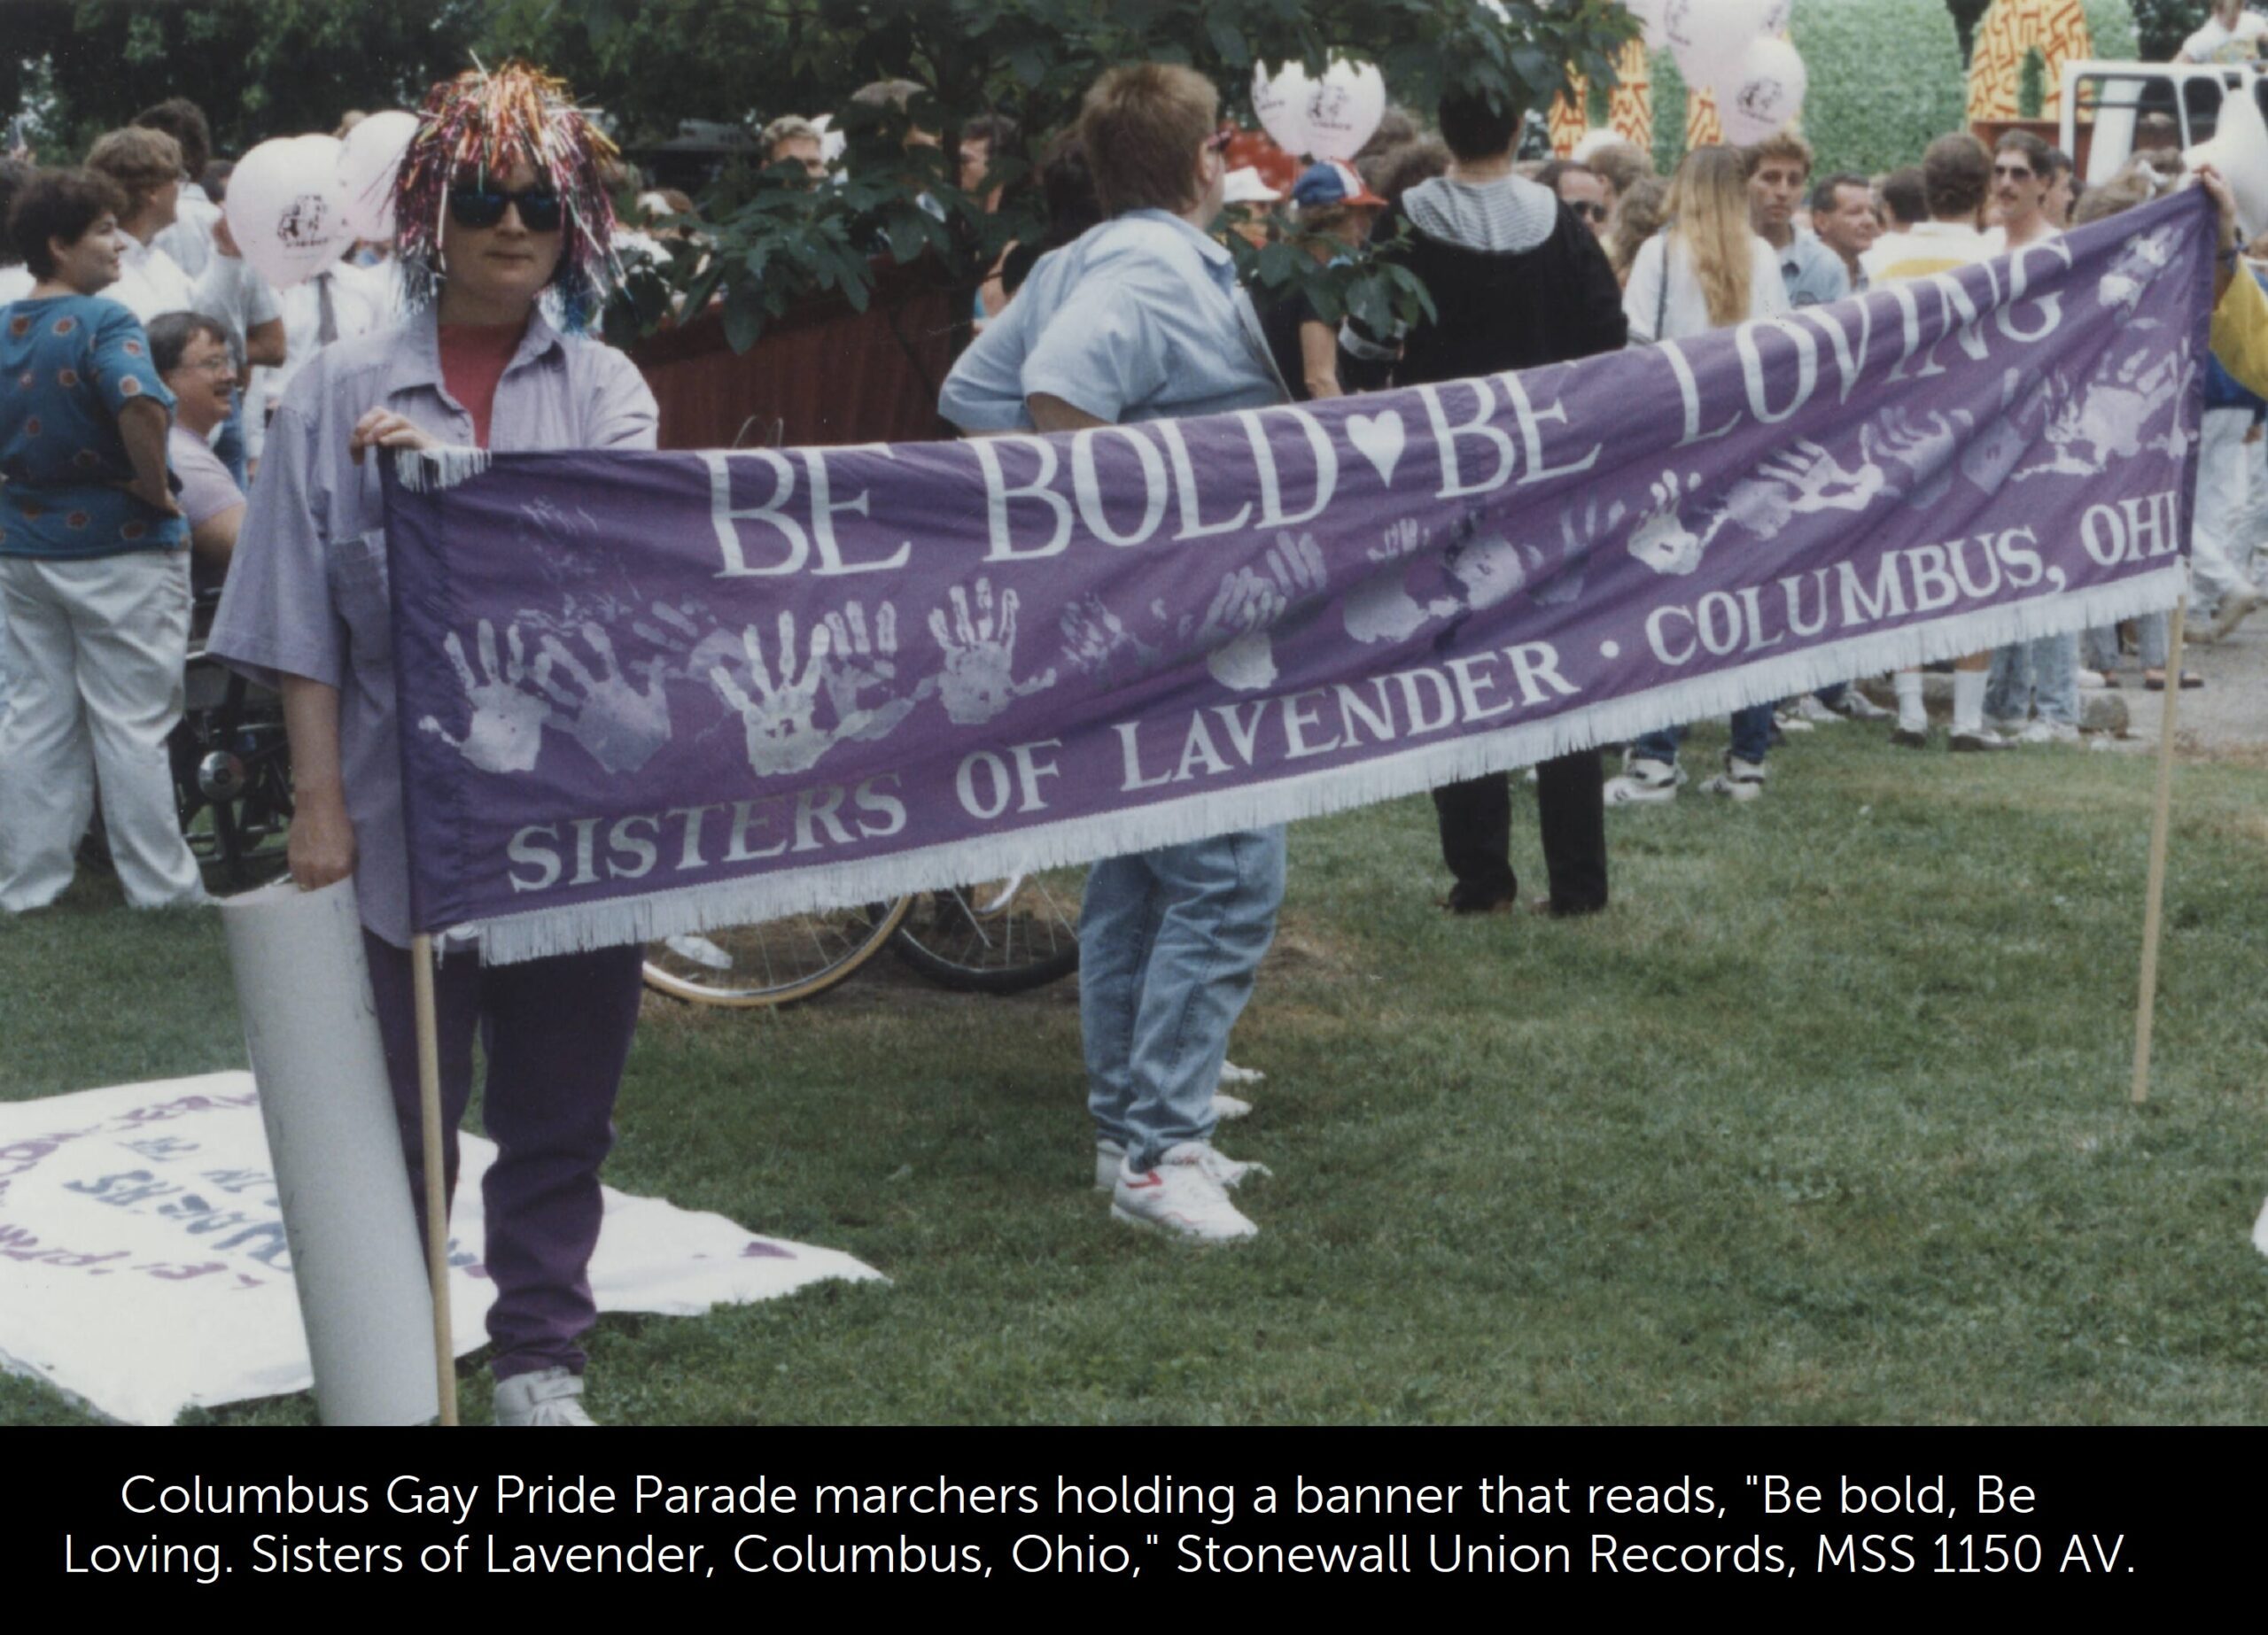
[{"xmin": 208, "ymin": 63, "xmax": 657, "ymax": 1427}]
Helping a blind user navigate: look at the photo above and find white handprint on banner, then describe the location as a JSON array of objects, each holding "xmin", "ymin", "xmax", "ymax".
[
  {"xmin": 820, "ymin": 601, "xmax": 925, "ymax": 742},
  {"xmin": 419, "ymin": 620, "xmax": 552, "ymax": 774},
  {"xmin": 711, "ymin": 613, "xmax": 843, "ymax": 778},
  {"xmin": 1445, "ymin": 531, "xmax": 1541, "ymax": 612},
  {"xmin": 2014, "ymin": 347, "xmax": 2183, "ymax": 481},
  {"xmin": 1344, "ymin": 518, "xmax": 1460, "ymax": 645},
  {"xmin": 928, "ymin": 577, "xmax": 1056, "ymax": 725},
  {"xmin": 1626, "ymin": 472, "xmax": 1730, "ymax": 577},
  {"xmin": 630, "ymin": 600, "xmax": 745, "ymax": 684},
  {"xmin": 1200, "ymin": 531, "xmax": 1327, "ymax": 691},
  {"xmin": 531, "ymin": 623, "xmax": 672, "ymax": 776},
  {"xmin": 2099, "ymin": 226, "xmax": 2178, "ymax": 324},
  {"xmin": 1060, "ymin": 592, "xmax": 1161, "ymax": 679},
  {"xmin": 1538, "ymin": 496, "xmax": 1626, "ymax": 607}
]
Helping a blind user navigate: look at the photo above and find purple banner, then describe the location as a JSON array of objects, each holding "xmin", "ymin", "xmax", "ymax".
[{"xmin": 385, "ymin": 193, "xmax": 2210, "ymax": 960}]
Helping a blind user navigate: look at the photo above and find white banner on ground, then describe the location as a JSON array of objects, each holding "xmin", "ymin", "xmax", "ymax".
[{"xmin": 0, "ymin": 1073, "xmax": 884, "ymax": 1425}]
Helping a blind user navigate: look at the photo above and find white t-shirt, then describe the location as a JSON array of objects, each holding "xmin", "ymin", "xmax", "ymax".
[
  {"xmin": 106, "ymin": 236, "xmax": 198, "ymax": 324},
  {"xmin": 0, "ymin": 265, "xmax": 33, "ymax": 305},
  {"xmin": 155, "ymin": 185, "xmax": 221, "ymax": 282},
  {"xmin": 1622, "ymin": 230, "xmax": 1789, "ymax": 343},
  {"xmin": 2182, "ymin": 12, "xmax": 2268, "ymax": 62},
  {"xmin": 190, "ymin": 251, "xmax": 282, "ymax": 368}
]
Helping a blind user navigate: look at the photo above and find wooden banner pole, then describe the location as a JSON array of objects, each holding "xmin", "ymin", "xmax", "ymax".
[
  {"xmin": 2132, "ymin": 603, "xmax": 2187, "ymax": 1107},
  {"xmin": 410, "ymin": 933, "xmax": 459, "ymax": 1424}
]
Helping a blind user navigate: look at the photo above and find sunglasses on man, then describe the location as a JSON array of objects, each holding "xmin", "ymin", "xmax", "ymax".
[
  {"xmin": 447, "ymin": 183, "xmax": 565, "ymax": 233},
  {"xmin": 1570, "ymin": 200, "xmax": 1609, "ymax": 222}
]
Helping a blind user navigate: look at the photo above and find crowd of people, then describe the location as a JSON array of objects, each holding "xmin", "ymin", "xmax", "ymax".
[{"xmin": 7, "ymin": 25, "xmax": 2268, "ymax": 1419}]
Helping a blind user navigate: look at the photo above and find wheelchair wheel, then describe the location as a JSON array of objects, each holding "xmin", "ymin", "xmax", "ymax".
[
  {"xmin": 889, "ymin": 868, "xmax": 1083, "ymax": 994},
  {"xmin": 641, "ymin": 898, "xmax": 913, "ymax": 1008},
  {"xmin": 175, "ymin": 660, "xmax": 293, "ymax": 889}
]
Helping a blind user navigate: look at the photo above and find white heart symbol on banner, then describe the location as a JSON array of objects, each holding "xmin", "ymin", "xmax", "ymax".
[{"xmin": 1346, "ymin": 410, "xmax": 1406, "ymax": 485}]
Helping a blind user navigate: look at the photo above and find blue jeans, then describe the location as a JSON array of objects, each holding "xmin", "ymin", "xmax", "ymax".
[
  {"xmin": 1081, "ymin": 828, "xmax": 1285, "ymax": 1171},
  {"xmin": 1633, "ymin": 702, "xmax": 1774, "ymax": 768},
  {"xmin": 1985, "ymin": 630, "xmax": 2079, "ymax": 725},
  {"xmin": 214, "ymin": 390, "xmax": 248, "ymax": 489}
]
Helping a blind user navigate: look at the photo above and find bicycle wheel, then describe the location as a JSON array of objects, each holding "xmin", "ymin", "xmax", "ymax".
[
  {"xmin": 641, "ymin": 897, "xmax": 913, "ymax": 1008},
  {"xmin": 889, "ymin": 867, "xmax": 1084, "ymax": 994}
]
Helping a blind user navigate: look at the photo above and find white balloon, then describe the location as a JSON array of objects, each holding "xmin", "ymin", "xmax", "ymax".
[
  {"xmin": 337, "ymin": 110, "xmax": 419, "ymax": 241},
  {"xmin": 1252, "ymin": 60, "xmax": 1314, "ymax": 159},
  {"xmin": 225, "ymin": 135, "xmax": 352, "ymax": 290},
  {"xmin": 1307, "ymin": 59, "xmax": 1386, "ymax": 160},
  {"xmin": 1715, "ymin": 35, "xmax": 1808, "ymax": 147},
  {"xmin": 1665, "ymin": 0, "xmax": 1782, "ymax": 91}
]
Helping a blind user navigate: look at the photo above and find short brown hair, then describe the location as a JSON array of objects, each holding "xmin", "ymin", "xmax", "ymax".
[
  {"xmin": 86, "ymin": 127, "xmax": 183, "ymax": 212},
  {"xmin": 2074, "ymin": 167, "xmax": 2154, "ymax": 225},
  {"xmin": 1744, "ymin": 131, "xmax": 1814, "ymax": 178},
  {"xmin": 1585, "ymin": 140, "xmax": 1651, "ymax": 198},
  {"xmin": 7, "ymin": 167, "xmax": 128, "ymax": 278},
  {"xmin": 1995, "ymin": 128, "xmax": 2054, "ymax": 178},
  {"xmin": 133, "ymin": 98, "xmax": 211, "ymax": 181},
  {"xmin": 1921, "ymin": 132, "xmax": 1990, "ymax": 220},
  {"xmin": 1077, "ymin": 64, "xmax": 1217, "ymax": 218}
]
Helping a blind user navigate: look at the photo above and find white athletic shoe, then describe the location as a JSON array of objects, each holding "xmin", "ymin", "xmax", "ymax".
[
  {"xmin": 1604, "ymin": 757, "xmax": 1683, "ymax": 805},
  {"xmin": 1218, "ymin": 1060, "xmax": 1264, "ymax": 1086},
  {"xmin": 1698, "ymin": 753, "xmax": 1768, "ymax": 802},
  {"xmin": 1211, "ymin": 1090, "xmax": 1254, "ymax": 1121},
  {"xmin": 1773, "ymin": 709, "xmax": 1816, "ymax": 733},
  {"xmin": 2076, "ymin": 668, "xmax": 2111, "ymax": 691},
  {"xmin": 1098, "ymin": 1135, "xmax": 1264, "ymax": 1189},
  {"xmin": 1790, "ymin": 695, "xmax": 1844, "ymax": 725},
  {"xmin": 1983, "ymin": 713, "xmax": 2029, "ymax": 736},
  {"xmin": 1831, "ymin": 689, "xmax": 1893, "ymax": 721},
  {"xmin": 1112, "ymin": 1145, "xmax": 1260, "ymax": 1242},
  {"xmin": 493, "ymin": 1367, "xmax": 595, "ymax": 1426},
  {"xmin": 2015, "ymin": 719, "xmax": 2081, "ymax": 745}
]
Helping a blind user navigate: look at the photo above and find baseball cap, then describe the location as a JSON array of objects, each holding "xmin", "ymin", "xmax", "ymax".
[
  {"xmin": 1223, "ymin": 166, "xmax": 1281, "ymax": 205},
  {"xmin": 1291, "ymin": 159, "xmax": 1386, "ymax": 211}
]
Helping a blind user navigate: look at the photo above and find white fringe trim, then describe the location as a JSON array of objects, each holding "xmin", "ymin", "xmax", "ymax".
[
  {"xmin": 468, "ymin": 567, "xmax": 2184, "ymax": 964},
  {"xmin": 396, "ymin": 446, "xmax": 493, "ymax": 492}
]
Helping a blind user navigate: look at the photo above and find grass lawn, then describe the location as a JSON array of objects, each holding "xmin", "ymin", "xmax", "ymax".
[{"xmin": 4, "ymin": 724, "xmax": 2267, "ymax": 1425}]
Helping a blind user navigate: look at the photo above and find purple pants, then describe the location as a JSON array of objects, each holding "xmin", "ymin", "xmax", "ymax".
[{"xmin": 363, "ymin": 931, "xmax": 645, "ymax": 1381}]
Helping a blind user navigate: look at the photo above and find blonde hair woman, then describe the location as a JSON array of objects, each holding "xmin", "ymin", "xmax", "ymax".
[
  {"xmin": 1620, "ymin": 144, "xmax": 1786, "ymax": 342},
  {"xmin": 1608, "ymin": 144, "xmax": 1790, "ymax": 806}
]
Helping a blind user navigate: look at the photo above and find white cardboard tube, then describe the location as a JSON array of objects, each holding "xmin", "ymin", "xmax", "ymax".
[{"xmin": 220, "ymin": 879, "xmax": 438, "ymax": 1426}]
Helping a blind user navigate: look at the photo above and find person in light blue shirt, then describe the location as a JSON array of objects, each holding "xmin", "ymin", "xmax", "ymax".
[
  {"xmin": 1747, "ymin": 132, "xmax": 1850, "ymax": 310},
  {"xmin": 941, "ymin": 63, "xmax": 1286, "ymax": 1244}
]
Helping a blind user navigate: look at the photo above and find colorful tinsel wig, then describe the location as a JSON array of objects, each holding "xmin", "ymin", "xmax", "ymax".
[{"xmin": 395, "ymin": 60, "xmax": 622, "ymax": 330}]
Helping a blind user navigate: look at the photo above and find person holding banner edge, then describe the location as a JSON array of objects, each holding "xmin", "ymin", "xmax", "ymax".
[
  {"xmin": 940, "ymin": 64, "xmax": 1286, "ymax": 1244},
  {"xmin": 206, "ymin": 63, "xmax": 657, "ymax": 1425}
]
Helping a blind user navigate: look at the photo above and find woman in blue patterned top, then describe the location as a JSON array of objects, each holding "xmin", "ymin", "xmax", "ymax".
[{"xmin": 0, "ymin": 167, "xmax": 204, "ymax": 911}]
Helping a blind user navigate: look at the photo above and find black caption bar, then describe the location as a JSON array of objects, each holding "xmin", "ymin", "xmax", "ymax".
[{"xmin": 4, "ymin": 1428, "xmax": 2249, "ymax": 1601}]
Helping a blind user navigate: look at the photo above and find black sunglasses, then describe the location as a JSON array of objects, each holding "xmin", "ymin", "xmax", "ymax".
[
  {"xmin": 1572, "ymin": 200, "xmax": 1610, "ymax": 222},
  {"xmin": 447, "ymin": 183, "xmax": 564, "ymax": 233}
]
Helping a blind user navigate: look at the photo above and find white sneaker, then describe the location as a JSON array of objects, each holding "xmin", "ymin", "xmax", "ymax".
[
  {"xmin": 1604, "ymin": 757, "xmax": 1683, "ymax": 805},
  {"xmin": 1211, "ymin": 1090, "xmax": 1254, "ymax": 1121},
  {"xmin": 1831, "ymin": 689, "xmax": 1893, "ymax": 720},
  {"xmin": 1218, "ymin": 1060, "xmax": 1264, "ymax": 1087},
  {"xmin": 493, "ymin": 1367, "xmax": 595, "ymax": 1426},
  {"xmin": 1773, "ymin": 709, "xmax": 1816, "ymax": 734},
  {"xmin": 1112, "ymin": 1145, "xmax": 1259, "ymax": 1242},
  {"xmin": 2076, "ymin": 668, "xmax": 2111, "ymax": 691},
  {"xmin": 2015, "ymin": 719, "xmax": 2081, "ymax": 745},
  {"xmin": 1698, "ymin": 753, "xmax": 1767, "ymax": 802},
  {"xmin": 1098, "ymin": 1135, "xmax": 1264, "ymax": 1189},
  {"xmin": 1791, "ymin": 695, "xmax": 1844, "ymax": 725},
  {"xmin": 1983, "ymin": 713, "xmax": 2028, "ymax": 736}
]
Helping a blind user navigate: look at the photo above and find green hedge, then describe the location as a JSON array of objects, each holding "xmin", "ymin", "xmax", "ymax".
[
  {"xmin": 2078, "ymin": 0, "xmax": 2140, "ymax": 62},
  {"xmin": 1651, "ymin": 0, "xmax": 1969, "ymax": 178}
]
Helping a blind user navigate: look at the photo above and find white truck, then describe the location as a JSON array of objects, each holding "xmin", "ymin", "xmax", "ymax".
[{"xmin": 2059, "ymin": 57, "xmax": 2268, "ymax": 182}]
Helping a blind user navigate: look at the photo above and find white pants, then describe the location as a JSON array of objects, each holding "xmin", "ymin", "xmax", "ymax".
[
  {"xmin": 0, "ymin": 551, "xmax": 204, "ymax": 910},
  {"xmin": 2191, "ymin": 408, "xmax": 2259, "ymax": 607}
]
